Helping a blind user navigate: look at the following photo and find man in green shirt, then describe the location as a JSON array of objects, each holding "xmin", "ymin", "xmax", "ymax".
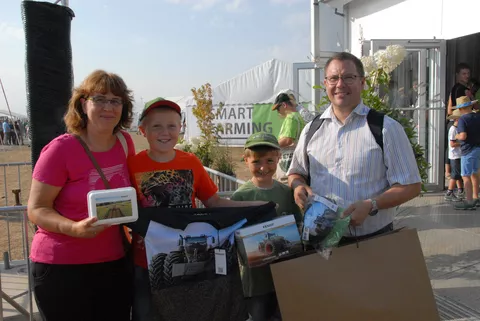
[
  {"xmin": 272, "ymin": 93, "xmax": 306, "ymax": 183},
  {"xmin": 230, "ymin": 132, "xmax": 301, "ymax": 321}
]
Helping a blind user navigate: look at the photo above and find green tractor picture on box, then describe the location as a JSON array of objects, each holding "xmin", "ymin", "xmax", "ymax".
[
  {"xmin": 235, "ymin": 215, "xmax": 303, "ymax": 268},
  {"xmin": 147, "ymin": 220, "xmax": 245, "ymax": 291},
  {"xmin": 257, "ymin": 232, "xmax": 292, "ymax": 256}
]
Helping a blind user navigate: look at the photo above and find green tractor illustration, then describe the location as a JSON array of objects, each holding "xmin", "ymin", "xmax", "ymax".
[
  {"xmin": 150, "ymin": 234, "xmax": 216, "ymax": 288},
  {"xmin": 179, "ymin": 234, "xmax": 216, "ymax": 262},
  {"xmin": 257, "ymin": 232, "xmax": 291, "ymax": 256},
  {"xmin": 312, "ymin": 208, "xmax": 338, "ymax": 241}
]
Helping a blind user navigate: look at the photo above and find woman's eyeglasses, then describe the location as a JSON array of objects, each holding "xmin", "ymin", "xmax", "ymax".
[{"xmin": 87, "ymin": 96, "xmax": 123, "ymax": 108}]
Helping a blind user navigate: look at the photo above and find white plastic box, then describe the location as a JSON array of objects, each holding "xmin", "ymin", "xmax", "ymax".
[
  {"xmin": 87, "ymin": 187, "xmax": 138, "ymax": 226},
  {"xmin": 235, "ymin": 215, "xmax": 302, "ymax": 268}
]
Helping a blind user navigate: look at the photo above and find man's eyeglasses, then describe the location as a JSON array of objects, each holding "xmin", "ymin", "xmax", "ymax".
[
  {"xmin": 325, "ymin": 75, "xmax": 359, "ymax": 85},
  {"xmin": 87, "ymin": 96, "xmax": 123, "ymax": 108}
]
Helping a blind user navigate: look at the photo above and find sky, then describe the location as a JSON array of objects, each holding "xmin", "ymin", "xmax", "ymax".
[{"xmin": 0, "ymin": 0, "xmax": 311, "ymax": 116}]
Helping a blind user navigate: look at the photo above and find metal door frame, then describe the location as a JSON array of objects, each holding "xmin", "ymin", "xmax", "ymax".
[
  {"xmin": 369, "ymin": 39, "xmax": 447, "ymax": 192},
  {"xmin": 293, "ymin": 52, "xmax": 337, "ymax": 110}
]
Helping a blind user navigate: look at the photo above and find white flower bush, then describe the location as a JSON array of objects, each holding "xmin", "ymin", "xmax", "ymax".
[
  {"xmin": 361, "ymin": 56, "xmax": 377, "ymax": 75},
  {"xmin": 189, "ymin": 137, "xmax": 201, "ymax": 147},
  {"xmin": 175, "ymin": 142, "xmax": 186, "ymax": 151},
  {"xmin": 369, "ymin": 44, "xmax": 407, "ymax": 75}
]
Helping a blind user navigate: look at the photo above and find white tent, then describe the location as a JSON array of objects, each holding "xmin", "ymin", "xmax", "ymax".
[
  {"xmin": 183, "ymin": 59, "xmax": 315, "ymax": 146},
  {"xmin": 131, "ymin": 96, "xmax": 188, "ymax": 131},
  {"xmin": 163, "ymin": 96, "xmax": 189, "ymax": 133},
  {"xmin": 164, "ymin": 96, "xmax": 190, "ymax": 111},
  {"xmin": 0, "ymin": 109, "xmax": 28, "ymax": 120}
]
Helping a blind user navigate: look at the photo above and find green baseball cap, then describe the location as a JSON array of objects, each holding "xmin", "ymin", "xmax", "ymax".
[
  {"xmin": 244, "ymin": 132, "xmax": 280, "ymax": 150},
  {"xmin": 139, "ymin": 97, "xmax": 181, "ymax": 121}
]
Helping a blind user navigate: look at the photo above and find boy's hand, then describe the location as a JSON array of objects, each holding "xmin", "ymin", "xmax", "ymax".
[{"xmin": 293, "ymin": 184, "xmax": 313, "ymax": 211}]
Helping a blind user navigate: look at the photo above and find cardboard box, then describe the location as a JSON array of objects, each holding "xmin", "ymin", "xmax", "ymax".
[
  {"xmin": 270, "ymin": 229, "xmax": 440, "ymax": 321},
  {"xmin": 235, "ymin": 215, "xmax": 302, "ymax": 268}
]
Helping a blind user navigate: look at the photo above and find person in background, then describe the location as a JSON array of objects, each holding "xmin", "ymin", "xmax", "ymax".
[
  {"xmin": 446, "ymin": 63, "xmax": 471, "ymax": 180},
  {"xmin": 469, "ymin": 78, "xmax": 480, "ymax": 111},
  {"xmin": 2, "ymin": 119, "xmax": 11, "ymax": 145},
  {"xmin": 287, "ymin": 93, "xmax": 316, "ymax": 123},
  {"xmin": 0, "ymin": 120, "xmax": 4, "ymax": 144},
  {"xmin": 27, "ymin": 70, "xmax": 135, "ymax": 321},
  {"xmin": 444, "ymin": 109, "xmax": 464, "ymax": 202},
  {"xmin": 271, "ymin": 93, "xmax": 305, "ymax": 184},
  {"xmin": 453, "ymin": 96, "xmax": 480, "ymax": 210}
]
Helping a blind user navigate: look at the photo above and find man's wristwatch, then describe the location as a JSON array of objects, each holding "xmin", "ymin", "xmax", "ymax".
[{"xmin": 368, "ymin": 199, "xmax": 379, "ymax": 216}]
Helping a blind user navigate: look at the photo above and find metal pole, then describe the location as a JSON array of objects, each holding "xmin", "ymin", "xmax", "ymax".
[
  {"xmin": 3, "ymin": 167, "xmax": 7, "ymax": 206},
  {"xmin": 0, "ymin": 270, "xmax": 3, "ymax": 321},
  {"xmin": 23, "ymin": 210, "xmax": 34, "ymax": 321},
  {"xmin": 0, "ymin": 291, "xmax": 31, "ymax": 319},
  {"xmin": 311, "ymin": 0, "xmax": 322, "ymax": 109},
  {"xmin": 0, "ymin": 206, "xmax": 33, "ymax": 320},
  {"xmin": 6, "ymin": 213, "xmax": 11, "ymax": 264}
]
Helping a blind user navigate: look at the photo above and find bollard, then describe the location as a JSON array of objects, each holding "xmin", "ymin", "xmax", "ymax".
[
  {"xmin": 12, "ymin": 189, "xmax": 21, "ymax": 206},
  {"xmin": 3, "ymin": 252, "xmax": 10, "ymax": 270}
]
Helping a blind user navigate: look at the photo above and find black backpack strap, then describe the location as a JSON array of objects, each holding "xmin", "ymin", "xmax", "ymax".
[
  {"xmin": 366, "ymin": 109, "xmax": 385, "ymax": 153},
  {"xmin": 304, "ymin": 114, "xmax": 325, "ymax": 185}
]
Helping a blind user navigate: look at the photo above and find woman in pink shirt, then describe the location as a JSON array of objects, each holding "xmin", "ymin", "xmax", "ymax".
[{"xmin": 27, "ymin": 70, "xmax": 135, "ymax": 321}]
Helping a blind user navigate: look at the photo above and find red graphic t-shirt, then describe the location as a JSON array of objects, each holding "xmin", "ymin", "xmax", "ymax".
[{"xmin": 128, "ymin": 150, "xmax": 218, "ymax": 268}]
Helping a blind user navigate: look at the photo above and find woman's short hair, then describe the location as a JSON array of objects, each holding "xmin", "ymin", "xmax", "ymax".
[{"xmin": 64, "ymin": 70, "xmax": 134, "ymax": 135}]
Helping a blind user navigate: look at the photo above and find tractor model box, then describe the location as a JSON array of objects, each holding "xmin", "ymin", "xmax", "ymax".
[{"xmin": 235, "ymin": 215, "xmax": 302, "ymax": 268}]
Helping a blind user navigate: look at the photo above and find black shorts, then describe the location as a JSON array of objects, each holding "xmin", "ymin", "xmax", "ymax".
[{"xmin": 450, "ymin": 158, "xmax": 462, "ymax": 180}]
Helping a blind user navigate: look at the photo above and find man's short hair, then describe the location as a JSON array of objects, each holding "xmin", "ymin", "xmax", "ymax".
[
  {"xmin": 324, "ymin": 52, "xmax": 365, "ymax": 77},
  {"xmin": 456, "ymin": 62, "xmax": 471, "ymax": 74}
]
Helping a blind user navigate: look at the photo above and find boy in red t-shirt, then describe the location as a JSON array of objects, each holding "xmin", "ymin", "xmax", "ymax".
[{"xmin": 128, "ymin": 97, "xmax": 265, "ymax": 321}]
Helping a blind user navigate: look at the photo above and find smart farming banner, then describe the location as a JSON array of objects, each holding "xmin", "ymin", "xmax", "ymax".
[
  {"xmin": 185, "ymin": 102, "xmax": 310, "ymax": 146},
  {"xmin": 214, "ymin": 104, "xmax": 284, "ymax": 144}
]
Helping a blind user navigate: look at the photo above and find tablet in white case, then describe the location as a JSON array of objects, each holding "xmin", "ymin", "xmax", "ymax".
[{"xmin": 87, "ymin": 187, "xmax": 138, "ymax": 226}]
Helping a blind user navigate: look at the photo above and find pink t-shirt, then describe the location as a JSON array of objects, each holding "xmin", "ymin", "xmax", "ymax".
[{"xmin": 30, "ymin": 132, "xmax": 135, "ymax": 264}]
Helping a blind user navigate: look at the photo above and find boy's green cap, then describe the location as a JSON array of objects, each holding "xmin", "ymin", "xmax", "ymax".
[
  {"xmin": 244, "ymin": 132, "xmax": 280, "ymax": 150},
  {"xmin": 139, "ymin": 97, "xmax": 181, "ymax": 121}
]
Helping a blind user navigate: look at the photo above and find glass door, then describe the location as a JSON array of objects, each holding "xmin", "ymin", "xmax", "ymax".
[{"xmin": 369, "ymin": 40, "xmax": 446, "ymax": 192}]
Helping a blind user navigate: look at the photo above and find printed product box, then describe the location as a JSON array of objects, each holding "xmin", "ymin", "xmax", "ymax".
[{"xmin": 235, "ymin": 215, "xmax": 302, "ymax": 268}]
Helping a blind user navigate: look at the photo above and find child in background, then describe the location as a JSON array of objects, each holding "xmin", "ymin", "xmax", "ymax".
[
  {"xmin": 445, "ymin": 109, "xmax": 464, "ymax": 201},
  {"xmin": 231, "ymin": 132, "xmax": 301, "ymax": 321}
]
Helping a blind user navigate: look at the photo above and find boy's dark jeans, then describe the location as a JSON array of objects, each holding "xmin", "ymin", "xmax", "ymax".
[
  {"xmin": 32, "ymin": 258, "xmax": 132, "ymax": 321},
  {"xmin": 247, "ymin": 292, "xmax": 282, "ymax": 321},
  {"xmin": 133, "ymin": 265, "xmax": 159, "ymax": 321}
]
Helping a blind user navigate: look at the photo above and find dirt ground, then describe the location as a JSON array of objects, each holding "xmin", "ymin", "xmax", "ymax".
[{"xmin": 0, "ymin": 133, "xmax": 251, "ymax": 261}]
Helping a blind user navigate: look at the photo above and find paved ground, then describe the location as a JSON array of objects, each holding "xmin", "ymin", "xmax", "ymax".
[
  {"xmin": 396, "ymin": 193, "xmax": 480, "ymax": 319},
  {"xmin": 1, "ymin": 192, "xmax": 480, "ymax": 320}
]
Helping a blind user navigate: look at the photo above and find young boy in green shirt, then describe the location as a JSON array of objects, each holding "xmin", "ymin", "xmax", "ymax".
[{"xmin": 230, "ymin": 132, "xmax": 301, "ymax": 321}]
